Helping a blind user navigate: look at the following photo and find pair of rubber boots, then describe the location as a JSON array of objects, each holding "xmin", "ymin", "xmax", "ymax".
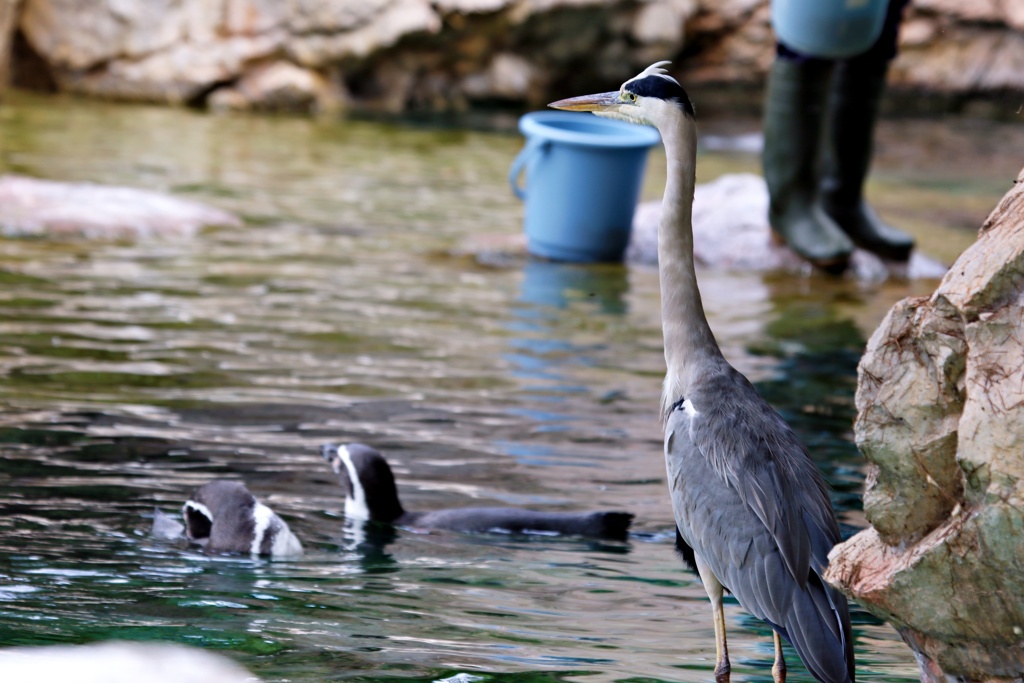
[{"xmin": 763, "ymin": 58, "xmax": 915, "ymax": 273}]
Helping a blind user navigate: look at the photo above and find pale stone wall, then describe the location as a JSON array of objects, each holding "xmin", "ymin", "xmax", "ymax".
[{"xmin": 1, "ymin": 0, "xmax": 1022, "ymax": 112}]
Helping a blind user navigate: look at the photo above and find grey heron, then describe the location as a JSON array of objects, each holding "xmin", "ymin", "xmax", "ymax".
[{"xmin": 549, "ymin": 63, "xmax": 855, "ymax": 683}]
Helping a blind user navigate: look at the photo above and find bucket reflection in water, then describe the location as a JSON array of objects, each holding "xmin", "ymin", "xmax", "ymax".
[
  {"xmin": 517, "ymin": 259, "xmax": 629, "ymax": 315},
  {"xmin": 500, "ymin": 261, "xmax": 630, "ymax": 458}
]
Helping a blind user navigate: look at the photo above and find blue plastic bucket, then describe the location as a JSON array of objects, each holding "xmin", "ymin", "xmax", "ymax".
[
  {"xmin": 509, "ymin": 111, "xmax": 660, "ymax": 263},
  {"xmin": 772, "ymin": 0, "xmax": 888, "ymax": 59}
]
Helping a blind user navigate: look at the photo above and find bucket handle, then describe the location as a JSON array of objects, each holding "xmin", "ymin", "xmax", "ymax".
[{"xmin": 508, "ymin": 138, "xmax": 550, "ymax": 200}]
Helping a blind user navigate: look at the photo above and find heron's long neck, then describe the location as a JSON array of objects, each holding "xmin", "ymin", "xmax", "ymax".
[{"xmin": 657, "ymin": 115, "xmax": 723, "ymax": 414}]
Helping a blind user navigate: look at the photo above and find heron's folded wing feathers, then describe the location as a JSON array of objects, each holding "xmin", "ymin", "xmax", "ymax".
[
  {"xmin": 686, "ymin": 369, "xmax": 837, "ymax": 586},
  {"xmin": 664, "ymin": 367, "xmax": 853, "ymax": 683}
]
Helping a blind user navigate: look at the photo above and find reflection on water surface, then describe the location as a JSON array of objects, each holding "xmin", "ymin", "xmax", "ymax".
[{"xmin": 0, "ymin": 93, "xmax": 1014, "ymax": 681}]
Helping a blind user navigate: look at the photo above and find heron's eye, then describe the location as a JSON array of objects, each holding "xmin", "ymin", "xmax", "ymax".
[{"xmin": 627, "ymin": 92, "xmax": 637, "ymax": 102}]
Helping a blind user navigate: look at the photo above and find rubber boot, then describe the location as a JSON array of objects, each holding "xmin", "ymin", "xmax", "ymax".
[
  {"xmin": 763, "ymin": 59, "xmax": 854, "ymax": 273},
  {"xmin": 820, "ymin": 59, "xmax": 915, "ymax": 261}
]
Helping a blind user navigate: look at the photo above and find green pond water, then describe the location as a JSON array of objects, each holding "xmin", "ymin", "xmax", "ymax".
[{"xmin": 0, "ymin": 92, "xmax": 1018, "ymax": 682}]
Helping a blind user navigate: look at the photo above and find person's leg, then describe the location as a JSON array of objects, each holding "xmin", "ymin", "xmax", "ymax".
[
  {"xmin": 820, "ymin": 0, "xmax": 914, "ymax": 261},
  {"xmin": 762, "ymin": 52, "xmax": 854, "ymax": 272}
]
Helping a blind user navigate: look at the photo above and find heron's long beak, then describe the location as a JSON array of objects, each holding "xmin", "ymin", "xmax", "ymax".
[{"xmin": 548, "ymin": 91, "xmax": 620, "ymax": 112}]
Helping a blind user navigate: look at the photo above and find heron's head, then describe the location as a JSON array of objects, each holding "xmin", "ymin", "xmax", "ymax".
[{"xmin": 548, "ymin": 61, "xmax": 693, "ymax": 129}]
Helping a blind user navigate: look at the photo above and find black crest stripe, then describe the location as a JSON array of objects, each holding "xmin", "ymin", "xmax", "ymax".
[{"xmin": 625, "ymin": 76, "xmax": 694, "ymax": 116}]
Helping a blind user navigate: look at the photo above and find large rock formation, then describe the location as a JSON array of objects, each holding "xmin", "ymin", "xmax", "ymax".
[
  {"xmin": 825, "ymin": 166, "xmax": 1024, "ymax": 682},
  {"xmin": 1, "ymin": 0, "xmax": 1021, "ymax": 113}
]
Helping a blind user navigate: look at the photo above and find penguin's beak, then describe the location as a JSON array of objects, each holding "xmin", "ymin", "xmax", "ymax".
[
  {"xmin": 320, "ymin": 443, "xmax": 345, "ymax": 475},
  {"xmin": 321, "ymin": 443, "xmax": 338, "ymax": 461}
]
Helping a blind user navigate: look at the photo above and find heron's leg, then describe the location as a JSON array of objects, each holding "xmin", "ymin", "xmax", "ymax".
[
  {"xmin": 772, "ymin": 630, "xmax": 786, "ymax": 683},
  {"xmin": 695, "ymin": 555, "xmax": 730, "ymax": 682},
  {"xmin": 711, "ymin": 593, "xmax": 730, "ymax": 682}
]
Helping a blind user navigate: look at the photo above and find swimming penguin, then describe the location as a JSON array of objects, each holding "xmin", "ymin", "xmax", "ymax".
[
  {"xmin": 320, "ymin": 443, "xmax": 634, "ymax": 540},
  {"xmin": 182, "ymin": 480, "xmax": 303, "ymax": 557}
]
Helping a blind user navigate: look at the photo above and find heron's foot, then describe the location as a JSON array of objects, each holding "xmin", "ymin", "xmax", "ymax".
[
  {"xmin": 772, "ymin": 630, "xmax": 786, "ymax": 683},
  {"xmin": 772, "ymin": 655, "xmax": 786, "ymax": 683},
  {"xmin": 714, "ymin": 657, "xmax": 731, "ymax": 683}
]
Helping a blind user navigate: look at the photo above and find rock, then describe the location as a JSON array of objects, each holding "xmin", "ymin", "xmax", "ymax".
[
  {"xmin": 853, "ymin": 294, "xmax": 966, "ymax": 544},
  {"xmin": 681, "ymin": 2, "xmax": 774, "ymax": 86},
  {"xmin": 0, "ymin": 175, "xmax": 242, "ymax": 239},
  {"xmin": 208, "ymin": 59, "xmax": 344, "ymax": 113},
  {"xmin": 286, "ymin": 0, "xmax": 393, "ymax": 34},
  {"xmin": 223, "ymin": 0, "xmax": 287, "ymax": 35},
  {"xmin": 630, "ymin": 0, "xmax": 699, "ymax": 65},
  {"xmin": 826, "ymin": 165, "xmax": 1024, "ymax": 682},
  {"xmin": 892, "ymin": 23, "xmax": 1024, "ymax": 93},
  {"xmin": 1007, "ymin": 1, "xmax": 1024, "ymax": 32},
  {"xmin": 631, "ymin": 0, "xmax": 696, "ymax": 46},
  {"xmin": 20, "ymin": 0, "xmax": 185, "ymax": 71},
  {"xmin": 898, "ymin": 17, "xmax": 938, "ymax": 47},
  {"xmin": 914, "ymin": 0, "xmax": 1003, "ymax": 24},
  {"xmin": 59, "ymin": 31, "xmax": 287, "ymax": 104},
  {"xmin": 0, "ymin": 641, "xmax": 259, "ymax": 683},
  {"xmin": 5, "ymin": 0, "xmax": 1022, "ymax": 111},
  {"xmin": 287, "ymin": 0, "xmax": 441, "ymax": 66},
  {"xmin": 627, "ymin": 173, "xmax": 948, "ymax": 280},
  {"xmin": 461, "ymin": 52, "xmax": 537, "ymax": 100},
  {"xmin": 0, "ymin": 0, "xmax": 17, "ymax": 94},
  {"xmin": 434, "ymin": 0, "xmax": 507, "ymax": 13}
]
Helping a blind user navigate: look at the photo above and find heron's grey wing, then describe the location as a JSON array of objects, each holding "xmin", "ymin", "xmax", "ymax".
[
  {"xmin": 665, "ymin": 369, "xmax": 853, "ymax": 683},
  {"xmin": 665, "ymin": 406, "xmax": 799, "ymax": 619},
  {"xmin": 691, "ymin": 368, "xmax": 841, "ymax": 585}
]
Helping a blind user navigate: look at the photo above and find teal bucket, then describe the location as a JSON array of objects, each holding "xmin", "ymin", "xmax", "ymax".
[
  {"xmin": 772, "ymin": 0, "xmax": 888, "ymax": 59},
  {"xmin": 509, "ymin": 111, "xmax": 660, "ymax": 263}
]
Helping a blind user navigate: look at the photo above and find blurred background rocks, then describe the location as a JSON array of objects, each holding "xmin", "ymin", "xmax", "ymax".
[{"xmin": 0, "ymin": 0, "xmax": 1021, "ymax": 115}]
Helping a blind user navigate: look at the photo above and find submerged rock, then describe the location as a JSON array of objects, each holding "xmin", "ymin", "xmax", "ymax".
[
  {"xmin": 0, "ymin": 175, "xmax": 241, "ymax": 239},
  {"xmin": 0, "ymin": 641, "xmax": 259, "ymax": 682},
  {"xmin": 825, "ymin": 165, "xmax": 1024, "ymax": 682},
  {"xmin": 627, "ymin": 173, "xmax": 947, "ymax": 280}
]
